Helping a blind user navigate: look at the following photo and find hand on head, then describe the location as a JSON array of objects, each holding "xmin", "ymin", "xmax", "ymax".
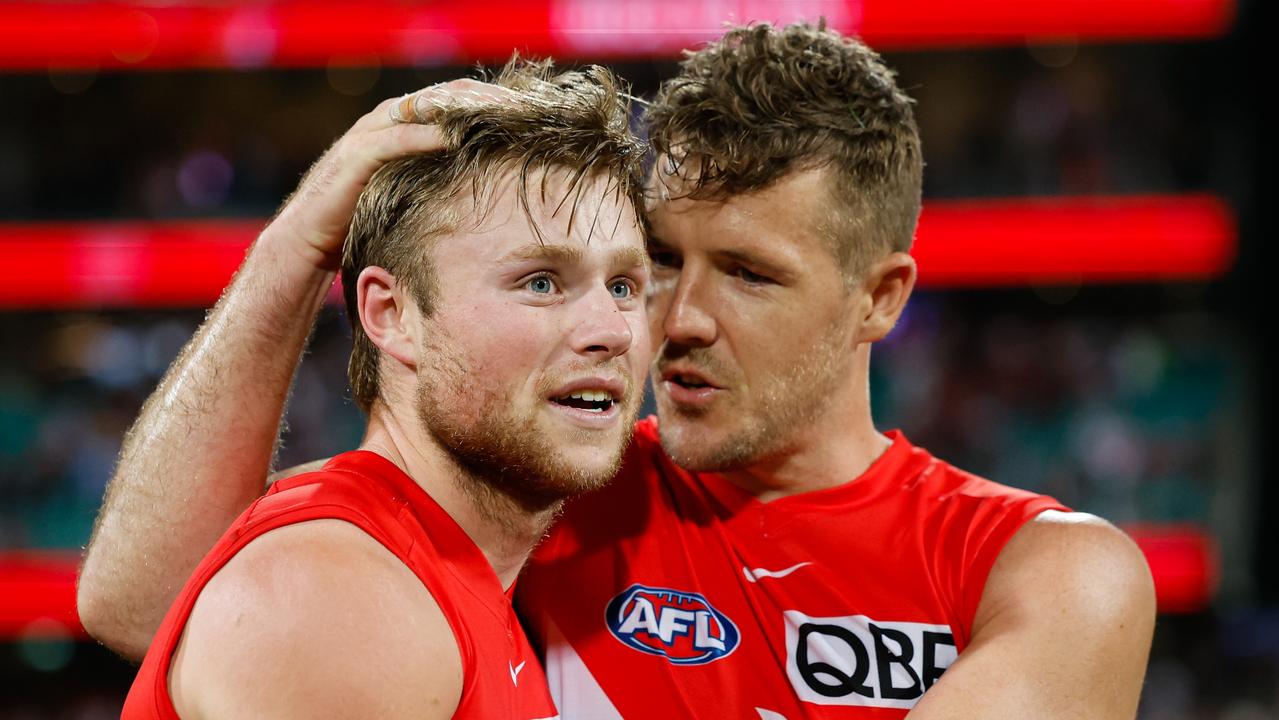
[
  {"xmin": 264, "ymin": 79, "xmax": 517, "ymax": 272},
  {"xmin": 389, "ymin": 80, "xmax": 517, "ymax": 124}
]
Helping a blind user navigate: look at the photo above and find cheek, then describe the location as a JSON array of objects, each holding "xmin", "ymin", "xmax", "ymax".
[
  {"xmin": 747, "ymin": 303, "xmax": 848, "ymax": 373},
  {"xmin": 720, "ymin": 301, "xmax": 808, "ymax": 372},
  {"xmin": 440, "ymin": 301, "xmax": 557, "ymax": 387}
]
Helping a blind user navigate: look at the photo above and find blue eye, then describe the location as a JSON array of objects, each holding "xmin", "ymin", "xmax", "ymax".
[
  {"xmin": 526, "ymin": 275, "xmax": 555, "ymax": 294},
  {"xmin": 610, "ymin": 280, "xmax": 633, "ymax": 299}
]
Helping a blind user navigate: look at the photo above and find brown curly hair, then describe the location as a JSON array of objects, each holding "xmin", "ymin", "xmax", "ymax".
[
  {"xmin": 342, "ymin": 58, "xmax": 647, "ymax": 413},
  {"xmin": 646, "ymin": 21, "xmax": 923, "ymax": 279}
]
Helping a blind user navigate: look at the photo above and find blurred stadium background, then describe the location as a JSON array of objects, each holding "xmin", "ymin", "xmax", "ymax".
[{"xmin": 0, "ymin": 1, "xmax": 1273, "ymax": 717}]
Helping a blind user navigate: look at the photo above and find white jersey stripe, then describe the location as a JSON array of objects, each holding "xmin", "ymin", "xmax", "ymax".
[{"xmin": 543, "ymin": 618, "xmax": 624, "ymax": 719}]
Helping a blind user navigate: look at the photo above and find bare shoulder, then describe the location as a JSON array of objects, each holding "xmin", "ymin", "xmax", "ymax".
[
  {"xmin": 170, "ymin": 519, "xmax": 462, "ymax": 719},
  {"xmin": 908, "ymin": 511, "xmax": 1155, "ymax": 718},
  {"xmin": 979, "ymin": 509, "xmax": 1155, "ymax": 628}
]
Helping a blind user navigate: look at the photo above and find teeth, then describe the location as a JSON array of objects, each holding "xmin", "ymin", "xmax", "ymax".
[{"xmin": 566, "ymin": 390, "xmax": 614, "ymax": 402}]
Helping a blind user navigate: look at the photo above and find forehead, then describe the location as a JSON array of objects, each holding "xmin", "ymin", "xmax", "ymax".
[
  {"xmin": 645, "ymin": 166, "xmax": 834, "ymax": 261},
  {"xmin": 440, "ymin": 165, "xmax": 646, "ymax": 263}
]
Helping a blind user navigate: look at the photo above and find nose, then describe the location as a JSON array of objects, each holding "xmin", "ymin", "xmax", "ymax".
[
  {"xmin": 658, "ymin": 263, "xmax": 717, "ymax": 348},
  {"xmin": 569, "ymin": 284, "xmax": 636, "ymax": 359}
]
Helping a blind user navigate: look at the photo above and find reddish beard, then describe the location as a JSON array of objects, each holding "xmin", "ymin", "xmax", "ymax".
[{"xmin": 415, "ymin": 355, "xmax": 639, "ymax": 517}]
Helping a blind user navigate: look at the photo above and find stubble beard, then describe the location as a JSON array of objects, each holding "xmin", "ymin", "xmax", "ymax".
[
  {"xmin": 657, "ymin": 317, "xmax": 854, "ymax": 472},
  {"xmin": 415, "ymin": 349, "xmax": 637, "ymax": 527}
]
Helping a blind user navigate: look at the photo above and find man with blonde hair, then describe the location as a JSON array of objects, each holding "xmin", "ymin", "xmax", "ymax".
[
  {"xmin": 114, "ymin": 61, "xmax": 650, "ymax": 719},
  {"xmin": 85, "ymin": 22, "xmax": 1155, "ymax": 719}
]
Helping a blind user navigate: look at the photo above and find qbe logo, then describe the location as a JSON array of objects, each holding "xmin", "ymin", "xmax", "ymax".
[
  {"xmin": 605, "ymin": 584, "xmax": 740, "ymax": 665},
  {"xmin": 785, "ymin": 611, "xmax": 957, "ymax": 709}
]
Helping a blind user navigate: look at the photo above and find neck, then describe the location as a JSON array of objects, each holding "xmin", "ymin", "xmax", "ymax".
[
  {"xmin": 359, "ymin": 402, "xmax": 558, "ymax": 591},
  {"xmin": 720, "ymin": 344, "xmax": 892, "ymax": 503}
]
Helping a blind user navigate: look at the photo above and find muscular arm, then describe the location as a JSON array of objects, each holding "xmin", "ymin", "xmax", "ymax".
[
  {"xmin": 76, "ymin": 222, "xmax": 332, "ymax": 660},
  {"xmin": 77, "ymin": 83, "xmax": 505, "ymax": 660},
  {"xmin": 169, "ymin": 520, "xmax": 461, "ymax": 719},
  {"xmin": 908, "ymin": 510, "xmax": 1156, "ymax": 719}
]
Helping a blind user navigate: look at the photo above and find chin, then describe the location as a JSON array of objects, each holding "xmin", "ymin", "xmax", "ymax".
[
  {"xmin": 656, "ymin": 412, "xmax": 762, "ymax": 473},
  {"xmin": 655, "ymin": 397, "xmax": 716, "ymax": 433},
  {"xmin": 559, "ymin": 435, "xmax": 628, "ymax": 483},
  {"xmin": 531, "ymin": 417, "xmax": 629, "ymax": 487},
  {"xmin": 655, "ymin": 414, "xmax": 714, "ymax": 467}
]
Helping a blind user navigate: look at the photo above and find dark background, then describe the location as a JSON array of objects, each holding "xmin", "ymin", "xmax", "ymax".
[{"xmin": 0, "ymin": 1, "xmax": 1273, "ymax": 717}]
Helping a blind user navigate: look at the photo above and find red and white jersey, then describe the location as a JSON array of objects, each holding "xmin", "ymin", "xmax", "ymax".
[
  {"xmin": 518, "ymin": 418, "xmax": 1067, "ymax": 719},
  {"xmin": 123, "ymin": 450, "xmax": 558, "ymax": 720}
]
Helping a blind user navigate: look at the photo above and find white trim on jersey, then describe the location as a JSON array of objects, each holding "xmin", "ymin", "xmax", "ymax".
[{"xmin": 543, "ymin": 618, "xmax": 624, "ymax": 719}]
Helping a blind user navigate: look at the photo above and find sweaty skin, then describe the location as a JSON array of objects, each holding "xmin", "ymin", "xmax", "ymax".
[
  {"xmin": 80, "ymin": 85, "xmax": 1154, "ymax": 720},
  {"xmin": 77, "ymin": 80, "xmax": 510, "ymax": 659},
  {"xmin": 163, "ymin": 159, "xmax": 647, "ymax": 719},
  {"xmin": 100, "ymin": 75, "xmax": 652, "ymax": 719},
  {"xmin": 76, "ymin": 86, "xmax": 468, "ymax": 660}
]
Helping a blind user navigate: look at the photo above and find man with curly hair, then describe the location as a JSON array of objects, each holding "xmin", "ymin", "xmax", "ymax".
[{"xmin": 82, "ymin": 22, "xmax": 1154, "ymax": 720}]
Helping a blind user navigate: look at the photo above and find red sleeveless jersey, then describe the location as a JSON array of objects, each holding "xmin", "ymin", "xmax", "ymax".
[
  {"xmin": 122, "ymin": 450, "xmax": 559, "ymax": 720},
  {"xmin": 518, "ymin": 418, "xmax": 1067, "ymax": 719}
]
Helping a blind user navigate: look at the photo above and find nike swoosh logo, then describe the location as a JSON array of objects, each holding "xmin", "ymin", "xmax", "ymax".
[
  {"xmin": 743, "ymin": 562, "xmax": 812, "ymax": 583},
  {"xmin": 510, "ymin": 659, "xmax": 527, "ymax": 686}
]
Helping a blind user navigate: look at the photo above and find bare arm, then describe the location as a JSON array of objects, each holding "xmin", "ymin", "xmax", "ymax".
[
  {"xmin": 76, "ymin": 223, "xmax": 334, "ymax": 660},
  {"xmin": 77, "ymin": 84, "xmax": 501, "ymax": 659},
  {"xmin": 907, "ymin": 510, "xmax": 1156, "ymax": 719},
  {"xmin": 169, "ymin": 520, "xmax": 461, "ymax": 719}
]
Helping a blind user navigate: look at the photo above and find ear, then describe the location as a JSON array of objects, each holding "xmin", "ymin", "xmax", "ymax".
[
  {"xmin": 356, "ymin": 266, "xmax": 419, "ymax": 368},
  {"xmin": 856, "ymin": 252, "xmax": 917, "ymax": 344}
]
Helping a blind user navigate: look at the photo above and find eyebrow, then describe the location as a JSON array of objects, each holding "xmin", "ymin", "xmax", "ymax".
[
  {"xmin": 500, "ymin": 244, "xmax": 584, "ymax": 264},
  {"xmin": 612, "ymin": 246, "xmax": 651, "ymax": 269},
  {"xmin": 499, "ymin": 244, "xmax": 649, "ymax": 269}
]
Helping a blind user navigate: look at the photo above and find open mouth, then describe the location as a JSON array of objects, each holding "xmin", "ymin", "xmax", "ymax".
[
  {"xmin": 669, "ymin": 373, "xmax": 711, "ymax": 390},
  {"xmin": 552, "ymin": 390, "xmax": 616, "ymax": 413}
]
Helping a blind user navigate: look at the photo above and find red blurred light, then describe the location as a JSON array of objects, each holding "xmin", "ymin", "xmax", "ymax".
[
  {"xmin": 913, "ymin": 194, "xmax": 1236, "ymax": 287},
  {"xmin": 0, "ymin": 1, "xmax": 1235, "ymax": 71},
  {"xmin": 1124, "ymin": 524, "xmax": 1219, "ymax": 614},
  {"xmin": 0, "ymin": 194, "xmax": 1236, "ymax": 309},
  {"xmin": 0, "ymin": 219, "xmax": 260, "ymax": 309},
  {"xmin": 861, "ymin": 0, "xmax": 1236, "ymax": 49},
  {"xmin": 0, "ymin": 551, "xmax": 86, "ymax": 640}
]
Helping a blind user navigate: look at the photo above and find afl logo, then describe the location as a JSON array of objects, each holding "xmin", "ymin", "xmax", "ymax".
[{"xmin": 605, "ymin": 584, "xmax": 740, "ymax": 665}]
